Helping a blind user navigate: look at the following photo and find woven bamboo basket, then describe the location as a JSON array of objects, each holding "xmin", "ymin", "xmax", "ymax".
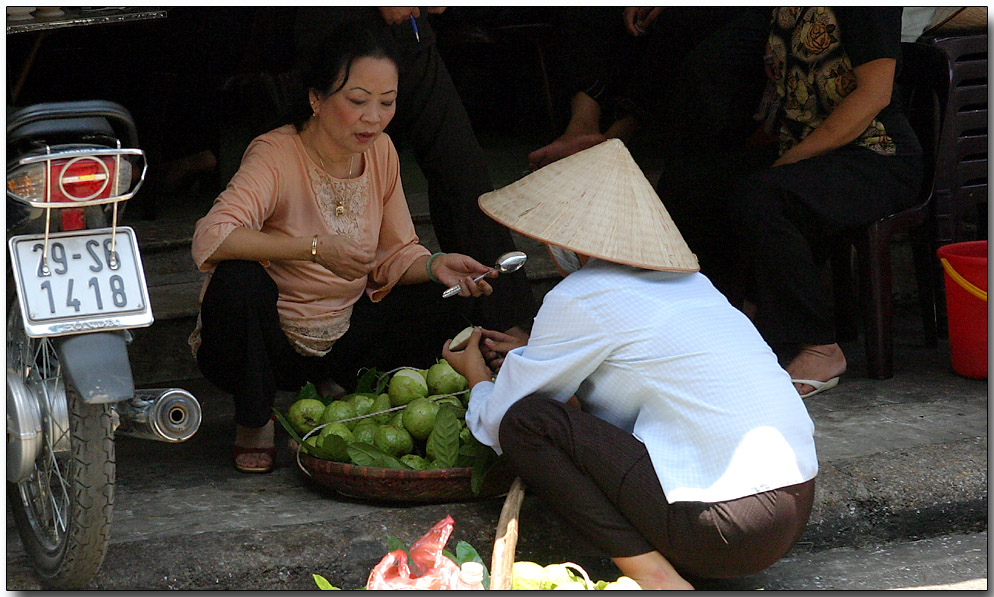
[{"xmin": 289, "ymin": 438, "xmax": 515, "ymax": 503}]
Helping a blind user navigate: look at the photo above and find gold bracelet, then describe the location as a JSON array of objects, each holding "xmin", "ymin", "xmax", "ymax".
[{"xmin": 310, "ymin": 235, "xmax": 319, "ymax": 262}]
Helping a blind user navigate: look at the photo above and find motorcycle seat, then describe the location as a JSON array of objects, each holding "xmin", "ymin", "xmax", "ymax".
[{"xmin": 8, "ymin": 117, "xmax": 116, "ymax": 148}]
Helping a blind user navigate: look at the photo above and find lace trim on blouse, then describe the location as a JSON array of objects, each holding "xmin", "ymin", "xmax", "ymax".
[
  {"xmin": 189, "ymin": 309, "xmax": 353, "ymax": 358},
  {"xmin": 309, "ymin": 165, "xmax": 369, "ymax": 242},
  {"xmin": 282, "ymin": 314, "xmax": 352, "ymax": 357}
]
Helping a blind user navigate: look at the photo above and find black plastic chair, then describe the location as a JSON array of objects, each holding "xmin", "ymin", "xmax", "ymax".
[
  {"xmin": 831, "ymin": 42, "xmax": 949, "ymax": 379},
  {"xmin": 918, "ymin": 31, "xmax": 988, "ymax": 246}
]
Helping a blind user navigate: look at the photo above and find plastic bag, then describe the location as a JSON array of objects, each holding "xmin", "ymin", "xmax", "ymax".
[{"xmin": 367, "ymin": 516, "xmax": 467, "ymax": 590}]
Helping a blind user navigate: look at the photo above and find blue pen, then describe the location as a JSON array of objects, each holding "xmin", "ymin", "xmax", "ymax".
[{"xmin": 409, "ymin": 14, "xmax": 420, "ymax": 42}]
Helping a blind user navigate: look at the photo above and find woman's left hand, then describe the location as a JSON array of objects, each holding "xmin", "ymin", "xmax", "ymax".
[
  {"xmin": 442, "ymin": 327, "xmax": 493, "ymax": 388},
  {"xmin": 432, "ymin": 253, "xmax": 495, "ymax": 297}
]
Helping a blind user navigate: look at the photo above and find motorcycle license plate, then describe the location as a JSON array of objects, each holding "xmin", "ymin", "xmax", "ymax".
[{"xmin": 9, "ymin": 227, "xmax": 153, "ymax": 337}]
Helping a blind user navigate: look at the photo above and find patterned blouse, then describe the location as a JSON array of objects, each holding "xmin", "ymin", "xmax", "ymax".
[{"xmin": 764, "ymin": 7, "xmax": 913, "ymax": 157}]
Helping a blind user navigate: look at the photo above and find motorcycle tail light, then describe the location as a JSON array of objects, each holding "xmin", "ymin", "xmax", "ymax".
[
  {"xmin": 53, "ymin": 156, "xmax": 112, "ymax": 202},
  {"xmin": 61, "ymin": 208, "xmax": 86, "ymax": 231},
  {"xmin": 6, "ymin": 163, "xmax": 46, "ymax": 202}
]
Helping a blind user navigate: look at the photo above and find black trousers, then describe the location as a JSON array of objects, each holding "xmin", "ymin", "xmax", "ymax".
[
  {"xmin": 498, "ymin": 396, "xmax": 815, "ymax": 580},
  {"xmin": 661, "ymin": 144, "xmax": 921, "ymax": 347},
  {"xmin": 295, "ymin": 8, "xmax": 538, "ymax": 333},
  {"xmin": 195, "ymin": 260, "xmax": 466, "ymax": 428}
]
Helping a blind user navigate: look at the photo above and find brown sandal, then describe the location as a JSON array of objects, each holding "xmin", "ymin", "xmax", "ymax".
[{"xmin": 233, "ymin": 445, "xmax": 276, "ymax": 474}]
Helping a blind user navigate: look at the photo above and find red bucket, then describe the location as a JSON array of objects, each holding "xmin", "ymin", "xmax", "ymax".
[{"xmin": 937, "ymin": 241, "xmax": 987, "ymax": 379}]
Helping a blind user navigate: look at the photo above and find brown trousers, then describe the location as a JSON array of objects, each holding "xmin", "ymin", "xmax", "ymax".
[{"xmin": 498, "ymin": 396, "xmax": 815, "ymax": 579}]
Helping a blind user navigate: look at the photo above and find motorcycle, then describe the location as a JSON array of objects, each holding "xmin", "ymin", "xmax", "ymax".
[{"xmin": 6, "ymin": 100, "xmax": 202, "ymax": 588}]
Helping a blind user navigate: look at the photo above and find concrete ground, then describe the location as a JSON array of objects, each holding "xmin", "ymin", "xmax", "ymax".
[
  {"xmin": 5, "ymin": 301, "xmax": 987, "ymax": 590},
  {"xmin": 5, "ymin": 132, "xmax": 988, "ymax": 591}
]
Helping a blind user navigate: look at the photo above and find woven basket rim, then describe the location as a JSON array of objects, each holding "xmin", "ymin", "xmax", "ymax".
[{"xmin": 288, "ymin": 438, "xmax": 472, "ymax": 478}]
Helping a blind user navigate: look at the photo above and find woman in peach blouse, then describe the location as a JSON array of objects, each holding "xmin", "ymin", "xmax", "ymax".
[{"xmin": 190, "ymin": 24, "xmax": 494, "ymax": 473}]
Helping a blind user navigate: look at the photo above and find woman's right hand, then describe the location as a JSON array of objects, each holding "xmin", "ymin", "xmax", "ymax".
[
  {"xmin": 480, "ymin": 328, "xmax": 529, "ymax": 371},
  {"xmin": 312, "ymin": 234, "xmax": 376, "ymax": 281}
]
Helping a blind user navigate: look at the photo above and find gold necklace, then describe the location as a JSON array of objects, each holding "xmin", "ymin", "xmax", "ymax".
[{"xmin": 313, "ymin": 141, "xmax": 355, "ymax": 217}]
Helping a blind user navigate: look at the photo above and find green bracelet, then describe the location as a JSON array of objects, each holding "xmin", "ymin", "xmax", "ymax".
[{"xmin": 426, "ymin": 252, "xmax": 446, "ymax": 284}]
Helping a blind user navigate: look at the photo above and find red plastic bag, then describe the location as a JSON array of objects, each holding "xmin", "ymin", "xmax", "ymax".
[{"xmin": 366, "ymin": 516, "xmax": 466, "ymax": 590}]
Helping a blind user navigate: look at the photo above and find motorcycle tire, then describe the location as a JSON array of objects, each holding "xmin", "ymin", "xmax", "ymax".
[{"xmin": 7, "ymin": 303, "xmax": 115, "ymax": 589}]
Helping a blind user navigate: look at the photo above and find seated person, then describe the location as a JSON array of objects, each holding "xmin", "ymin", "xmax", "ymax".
[
  {"xmin": 190, "ymin": 23, "xmax": 499, "ymax": 474},
  {"xmin": 660, "ymin": 7, "xmax": 923, "ymax": 398},
  {"xmin": 442, "ymin": 140, "xmax": 818, "ymax": 590}
]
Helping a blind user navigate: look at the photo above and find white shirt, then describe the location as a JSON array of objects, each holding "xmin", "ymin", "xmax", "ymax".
[{"xmin": 466, "ymin": 259, "xmax": 818, "ymax": 504}]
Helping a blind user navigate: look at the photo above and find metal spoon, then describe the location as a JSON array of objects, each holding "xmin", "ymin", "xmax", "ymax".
[{"xmin": 442, "ymin": 251, "xmax": 528, "ymax": 298}]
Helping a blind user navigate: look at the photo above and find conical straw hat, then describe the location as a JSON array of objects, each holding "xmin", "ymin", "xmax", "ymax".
[{"xmin": 479, "ymin": 139, "xmax": 699, "ymax": 272}]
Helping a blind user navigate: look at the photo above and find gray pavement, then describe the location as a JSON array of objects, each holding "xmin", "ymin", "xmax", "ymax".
[
  {"xmin": 5, "ymin": 134, "xmax": 988, "ymax": 590},
  {"xmin": 5, "ymin": 302, "xmax": 988, "ymax": 590}
]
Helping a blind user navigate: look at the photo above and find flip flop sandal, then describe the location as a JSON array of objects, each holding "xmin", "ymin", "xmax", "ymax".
[
  {"xmin": 233, "ymin": 445, "xmax": 276, "ymax": 474},
  {"xmin": 792, "ymin": 376, "xmax": 840, "ymax": 399}
]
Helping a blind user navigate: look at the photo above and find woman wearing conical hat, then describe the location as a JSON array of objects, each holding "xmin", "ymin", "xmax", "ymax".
[{"xmin": 442, "ymin": 140, "xmax": 818, "ymax": 589}]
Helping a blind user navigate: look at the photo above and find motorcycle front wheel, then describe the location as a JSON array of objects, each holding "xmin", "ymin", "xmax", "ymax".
[{"xmin": 7, "ymin": 302, "xmax": 115, "ymax": 589}]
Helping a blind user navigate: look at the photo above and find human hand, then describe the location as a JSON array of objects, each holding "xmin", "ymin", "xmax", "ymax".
[
  {"xmin": 432, "ymin": 253, "xmax": 495, "ymax": 297},
  {"xmin": 313, "ymin": 234, "xmax": 376, "ymax": 280},
  {"xmin": 442, "ymin": 327, "xmax": 493, "ymax": 387},
  {"xmin": 426, "ymin": 7, "xmax": 447, "ymax": 14},
  {"xmin": 480, "ymin": 328, "xmax": 528, "ymax": 371},
  {"xmin": 527, "ymin": 132, "xmax": 607, "ymax": 170},
  {"xmin": 622, "ymin": 7, "xmax": 663, "ymax": 36},
  {"xmin": 379, "ymin": 7, "xmax": 419, "ymax": 25}
]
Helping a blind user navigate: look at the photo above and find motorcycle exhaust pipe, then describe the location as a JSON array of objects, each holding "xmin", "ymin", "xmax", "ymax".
[{"xmin": 114, "ymin": 388, "xmax": 202, "ymax": 443}]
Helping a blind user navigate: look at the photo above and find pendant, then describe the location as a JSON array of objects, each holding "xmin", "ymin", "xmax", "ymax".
[{"xmin": 336, "ymin": 204, "xmax": 345, "ymax": 217}]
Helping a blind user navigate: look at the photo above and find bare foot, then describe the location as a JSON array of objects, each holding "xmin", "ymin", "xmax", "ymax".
[
  {"xmin": 613, "ymin": 552, "xmax": 695, "ymax": 590},
  {"xmin": 786, "ymin": 343, "xmax": 847, "ymax": 396},
  {"xmin": 234, "ymin": 419, "xmax": 274, "ymax": 470}
]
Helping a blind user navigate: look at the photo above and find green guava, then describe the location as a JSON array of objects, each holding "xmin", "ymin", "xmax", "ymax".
[
  {"xmin": 320, "ymin": 400, "xmax": 357, "ymax": 430},
  {"xmin": 348, "ymin": 393, "xmax": 376, "ymax": 417},
  {"xmin": 369, "ymin": 393, "xmax": 393, "ymax": 424},
  {"xmin": 319, "ymin": 422, "xmax": 354, "ymax": 444},
  {"xmin": 288, "ymin": 398, "xmax": 327, "ymax": 436},
  {"xmin": 432, "ymin": 395, "xmax": 463, "ymax": 411},
  {"xmin": 373, "ymin": 425, "xmax": 414, "ymax": 457},
  {"xmin": 352, "ymin": 419, "xmax": 378, "ymax": 445},
  {"xmin": 387, "ymin": 368, "xmax": 428, "ymax": 407},
  {"xmin": 403, "ymin": 397, "xmax": 439, "ymax": 441},
  {"xmin": 426, "ymin": 359, "xmax": 468, "ymax": 395}
]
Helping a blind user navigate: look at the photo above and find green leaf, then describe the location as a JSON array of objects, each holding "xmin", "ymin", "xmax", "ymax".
[
  {"xmin": 312, "ymin": 574, "xmax": 340, "ymax": 590},
  {"xmin": 272, "ymin": 408, "xmax": 303, "ymax": 444},
  {"xmin": 387, "ymin": 537, "xmax": 414, "ymax": 570},
  {"xmin": 347, "ymin": 442, "xmax": 410, "ymax": 469},
  {"xmin": 454, "ymin": 541, "xmax": 490, "ymax": 590},
  {"xmin": 319, "ymin": 434, "xmax": 350, "ymax": 462},
  {"xmin": 387, "ymin": 536, "xmax": 408, "ymax": 553},
  {"xmin": 297, "ymin": 381, "xmax": 323, "ymax": 402},
  {"xmin": 471, "ymin": 449, "xmax": 502, "ymax": 495},
  {"xmin": 432, "ymin": 406, "xmax": 461, "ymax": 469},
  {"xmin": 356, "ymin": 368, "xmax": 383, "ymax": 394},
  {"xmin": 303, "ymin": 437, "xmax": 336, "ymax": 460}
]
